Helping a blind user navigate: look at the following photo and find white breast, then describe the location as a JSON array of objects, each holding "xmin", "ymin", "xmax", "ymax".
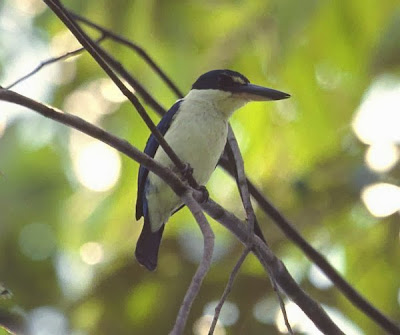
[{"xmin": 146, "ymin": 96, "xmax": 229, "ymax": 231}]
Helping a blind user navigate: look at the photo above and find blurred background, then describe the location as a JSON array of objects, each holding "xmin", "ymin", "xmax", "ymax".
[{"xmin": 1, "ymin": 0, "xmax": 400, "ymax": 334}]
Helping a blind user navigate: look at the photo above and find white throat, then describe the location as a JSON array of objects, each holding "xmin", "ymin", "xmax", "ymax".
[{"xmin": 184, "ymin": 89, "xmax": 249, "ymax": 119}]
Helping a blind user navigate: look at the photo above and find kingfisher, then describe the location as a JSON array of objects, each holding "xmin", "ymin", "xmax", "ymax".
[{"xmin": 135, "ymin": 69, "xmax": 290, "ymax": 271}]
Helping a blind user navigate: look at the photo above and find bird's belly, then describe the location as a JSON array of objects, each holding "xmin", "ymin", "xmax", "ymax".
[
  {"xmin": 146, "ymin": 112, "xmax": 228, "ymax": 231},
  {"xmin": 159, "ymin": 112, "xmax": 228, "ymax": 183}
]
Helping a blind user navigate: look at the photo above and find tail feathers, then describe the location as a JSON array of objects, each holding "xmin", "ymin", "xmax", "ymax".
[{"xmin": 135, "ymin": 218, "xmax": 165, "ymax": 271}]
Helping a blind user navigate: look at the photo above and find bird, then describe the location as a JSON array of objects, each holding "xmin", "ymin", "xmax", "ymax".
[{"xmin": 135, "ymin": 69, "xmax": 290, "ymax": 271}]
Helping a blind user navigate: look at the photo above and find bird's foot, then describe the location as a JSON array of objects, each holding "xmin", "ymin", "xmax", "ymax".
[
  {"xmin": 181, "ymin": 163, "xmax": 194, "ymax": 181},
  {"xmin": 195, "ymin": 185, "xmax": 209, "ymax": 203},
  {"xmin": 180, "ymin": 164, "xmax": 207, "ymax": 202}
]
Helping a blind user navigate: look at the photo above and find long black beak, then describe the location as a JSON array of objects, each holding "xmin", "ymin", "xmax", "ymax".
[{"xmin": 231, "ymin": 84, "xmax": 290, "ymax": 101}]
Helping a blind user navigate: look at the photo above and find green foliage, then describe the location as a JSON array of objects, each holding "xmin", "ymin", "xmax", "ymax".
[{"xmin": 1, "ymin": 0, "xmax": 400, "ymax": 334}]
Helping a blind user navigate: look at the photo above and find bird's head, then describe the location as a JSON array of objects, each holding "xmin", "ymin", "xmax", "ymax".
[{"xmin": 186, "ymin": 69, "xmax": 290, "ymax": 117}]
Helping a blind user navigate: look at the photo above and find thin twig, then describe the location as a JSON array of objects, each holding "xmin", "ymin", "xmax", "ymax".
[
  {"xmin": 5, "ymin": 35, "xmax": 106, "ymax": 89},
  {"xmin": 226, "ymin": 126, "xmax": 293, "ymax": 333},
  {"xmin": 92, "ymin": 40, "xmax": 167, "ymax": 116},
  {"xmin": 69, "ymin": 11, "xmax": 184, "ymax": 98},
  {"xmin": 226, "ymin": 126, "xmax": 255, "ymax": 233},
  {"xmin": 0, "ymin": 308, "xmax": 27, "ymax": 335},
  {"xmin": 170, "ymin": 191, "xmax": 214, "ymax": 335},
  {"xmin": 208, "ymin": 248, "xmax": 250, "ymax": 335},
  {"xmin": 44, "ymin": 0, "xmax": 200, "ymax": 190},
  {"xmin": 269, "ymin": 276, "xmax": 294, "ymax": 335}
]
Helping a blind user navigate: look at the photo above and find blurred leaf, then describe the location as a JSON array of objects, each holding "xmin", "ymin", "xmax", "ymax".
[{"xmin": 371, "ymin": 9, "xmax": 400, "ymax": 73}]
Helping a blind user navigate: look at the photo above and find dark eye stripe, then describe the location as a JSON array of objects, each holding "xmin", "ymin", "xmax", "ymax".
[
  {"xmin": 219, "ymin": 74, "xmax": 245, "ymax": 88},
  {"xmin": 191, "ymin": 69, "xmax": 250, "ymax": 90}
]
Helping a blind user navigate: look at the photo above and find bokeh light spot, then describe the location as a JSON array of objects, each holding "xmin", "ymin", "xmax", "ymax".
[
  {"xmin": 361, "ymin": 183, "xmax": 400, "ymax": 217},
  {"xmin": 203, "ymin": 300, "xmax": 239, "ymax": 326},
  {"xmin": 64, "ymin": 89, "xmax": 105, "ymax": 124},
  {"xmin": 193, "ymin": 315, "xmax": 226, "ymax": 335},
  {"xmin": 55, "ymin": 251, "xmax": 94, "ymax": 300},
  {"xmin": 252, "ymin": 297, "xmax": 278, "ymax": 324},
  {"xmin": 0, "ymin": 115, "xmax": 6, "ymax": 138},
  {"xmin": 99, "ymin": 78, "xmax": 128, "ymax": 103},
  {"xmin": 28, "ymin": 306, "xmax": 68, "ymax": 335},
  {"xmin": 18, "ymin": 223, "xmax": 56, "ymax": 261},
  {"xmin": 275, "ymin": 302, "xmax": 363, "ymax": 334},
  {"xmin": 80, "ymin": 242, "xmax": 104, "ymax": 265},
  {"xmin": 308, "ymin": 246, "xmax": 346, "ymax": 290},
  {"xmin": 397, "ymin": 288, "xmax": 400, "ymax": 307},
  {"xmin": 72, "ymin": 140, "xmax": 121, "ymax": 192},
  {"xmin": 10, "ymin": 0, "xmax": 46, "ymax": 16},
  {"xmin": 365, "ymin": 142, "xmax": 399, "ymax": 172},
  {"xmin": 352, "ymin": 75, "xmax": 400, "ymax": 145},
  {"xmin": 50, "ymin": 30, "xmax": 82, "ymax": 57}
]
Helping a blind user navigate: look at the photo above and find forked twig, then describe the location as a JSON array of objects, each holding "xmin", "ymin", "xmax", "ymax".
[
  {"xmin": 6, "ymin": 35, "xmax": 105, "ymax": 89},
  {"xmin": 208, "ymin": 248, "xmax": 250, "ymax": 335},
  {"xmin": 171, "ymin": 192, "xmax": 214, "ymax": 335}
]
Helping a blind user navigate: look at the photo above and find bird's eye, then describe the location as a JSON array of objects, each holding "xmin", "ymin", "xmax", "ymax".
[{"xmin": 218, "ymin": 74, "xmax": 236, "ymax": 88}]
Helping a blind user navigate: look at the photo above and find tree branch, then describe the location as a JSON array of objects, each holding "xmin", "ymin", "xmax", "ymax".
[
  {"xmin": 226, "ymin": 126, "xmax": 292, "ymax": 334},
  {"xmin": 208, "ymin": 247, "xmax": 250, "ymax": 335},
  {"xmin": 226, "ymin": 126, "xmax": 256, "ymax": 233},
  {"xmin": 5, "ymin": 35, "xmax": 106, "ymax": 89},
  {"xmin": 68, "ymin": 11, "xmax": 184, "ymax": 98},
  {"xmin": 171, "ymin": 192, "xmax": 214, "ymax": 335},
  {"xmin": 0, "ymin": 308, "xmax": 27, "ymax": 335}
]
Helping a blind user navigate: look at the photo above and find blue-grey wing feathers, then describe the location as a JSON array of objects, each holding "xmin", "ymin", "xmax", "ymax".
[
  {"xmin": 136, "ymin": 100, "xmax": 182, "ymax": 220},
  {"xmin": 135, "ymin": 100, "xmax": 182, "ymax": 270}
]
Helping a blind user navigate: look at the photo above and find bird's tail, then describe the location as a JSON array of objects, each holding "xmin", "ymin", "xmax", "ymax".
[
  {"xmin": 135, "ymin": 217, "xmax": 165, "ymax": 271},
  {"xmin": 135, "ymin": 214, "xmax": 265, "ymax": 271}
]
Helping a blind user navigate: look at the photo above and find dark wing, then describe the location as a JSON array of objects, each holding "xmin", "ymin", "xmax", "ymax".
[{"xmin": 135, "ymin": 100, "xmax": 183, "ymax": 220}]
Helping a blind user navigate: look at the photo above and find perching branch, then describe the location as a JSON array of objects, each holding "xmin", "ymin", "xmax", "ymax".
[
  {"xmin": 171, "ymin": 192, "xmax": 214, "ymax": 335},
  {"xmin": 226, "ymin": 126, "xmax": 256, "ymax": 233},
  {"xmin": 270, "ymin": 275, "xmax": 294, "ymax": 335},
  {"xmin": 208, "ymin": 247, "xmax": 250, "ymax": 335},
  {"xmin": 226, "ymin": 126, "xmax": 293, "ymax": 334},
  {"xmin": 0, "ymin": 87, "xmax": 344, "ymax": 334}
]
